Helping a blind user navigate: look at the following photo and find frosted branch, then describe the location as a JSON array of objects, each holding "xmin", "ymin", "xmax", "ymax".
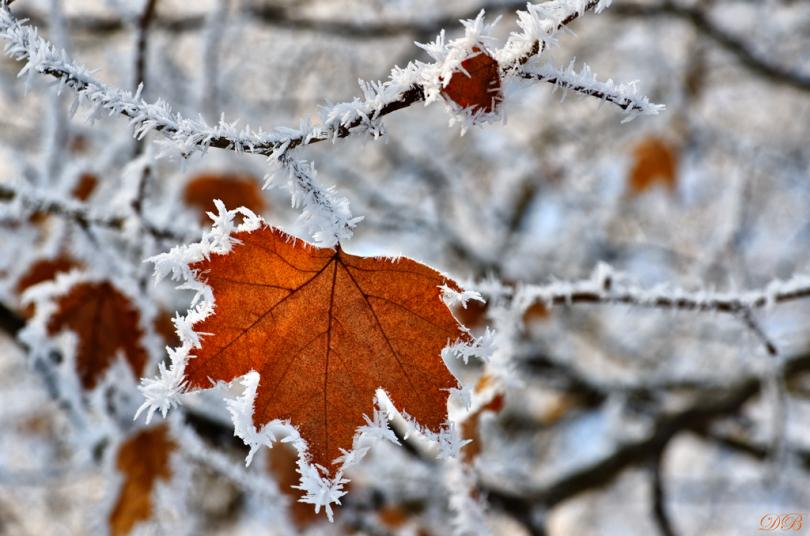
[
  {"xmin": 0, "ymin": 8, "xmax": 297, "ymax": 157},
  {"xmin": 0, "ymin": 2, "xmax": 645, "ymax": 246},
  {"xmin": 0, "ymin": 181, "xmax": 186, "ymax": 241},
  {"xmin": 478, "ymin": 263, "xmax": 810, "ymax": 316},
  {"xmin": 0, "ymin": 1, "xmax": 620, "ymax": 162}
]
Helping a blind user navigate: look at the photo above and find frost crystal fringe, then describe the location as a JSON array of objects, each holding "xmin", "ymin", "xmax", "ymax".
[{"xmin": 497, "ymin": 0, "xmax": 612, "ymax": 66}]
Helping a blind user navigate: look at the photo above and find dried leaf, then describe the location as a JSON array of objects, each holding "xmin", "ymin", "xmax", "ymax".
[
  {"xmin": 153, "ymin": 310, "xmax": 180, "ymax": 349},
  {"xmin": 628, "ymin": 137, "xmax": 678, "ymax": 195},
  {"xmin": 378, "ymin": 505, "xmax": 409, "ymax": 529},
  {"xmin": 47, "ymin": 281, "xmax": 147, "ymax": 390},
  {"xmin": 453, "ymin": 298, "xmax": 489, "ymax": 330},
  {"xmin": 474, "ymin": 373, "xmax": 496, "ymax": 394},
  {"xmin": 72, "ymin": 172, "xmax": 98, "ymax": 201},
  {"xmin": 183, "ymin": 173, "xmax": 265, "ymax": 222},
  {"xmin": 522, "ymin": 302, "xmax": 549, "ymax": 325},
  {"xmin": 185, "ymin": 225, "xmax": 467, "ymax": 469},
  {"xmin": 460, "ymin": 393, "xmax": 504, "ymax": 463},
  {"xmin": 442, "ymin": 47, "xmax": 502, "ymax": 114},
  {"xmin": 109, "ymin": 425, "xmax": 176, "ymax": 536},
  {"xmin": 15, "ymin": 256, "xmax": 80, "ymax": 309}
]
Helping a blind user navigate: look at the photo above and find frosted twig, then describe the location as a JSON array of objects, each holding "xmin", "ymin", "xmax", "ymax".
[
  {"xmin": 0, "ymin": 8, "xmax": 294, "ymax": 157},
  {"xmin": 497, "ymin": 0, "xmax": 611, "ymax": 67},
  {"xmin": 518, "ymin": 60, "xmax": 665, "ymax": 121}
]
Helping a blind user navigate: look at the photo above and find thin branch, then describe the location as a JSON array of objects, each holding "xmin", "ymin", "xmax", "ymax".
[
  {"xmin": 486, "ymin": 352, "xmax": 810, "ymax": 508},
  {"xmin": 518, "ymin": 61, "xmax": 665, "ymax": 118},
  {"xmin": 130, "ymin": 0, "xmax": 159, "ymax": 213},
  {"xmin": 650, "ymin": 448, "xmax": 677, "ymax": 536},
  {"xmin": 383, "ymin": 350, "xmax": 810, "ymax": 521},
  {"xmin": 699, "ymin": 429, "xmax": 810, "ymax": 471},
  {"xmin": 133, "ymin": 0, "xmax": 158, "ymax": 92},
  {"xmin": 738, "ymin": 310, "xmax": 779, "ymax": 357}
]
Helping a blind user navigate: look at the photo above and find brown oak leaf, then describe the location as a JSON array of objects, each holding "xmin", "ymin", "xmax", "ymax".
[
  {"xmin": 47, "ymin": 281, "xmax": 148, "ymax": 390},
  {"xmin": 183, "ymin": 173, "xmax": 266, "ymax": 222},
  {"xmin": 109, "ymin": 424, "xmax": 176, "ymax": 536},
  {"xmin": 184, "ymin": 225, "xmax": 468, "ymax": 470},
  {"xmin": 522, "ymin": 302, "xmax": 550, "ymax": 325},
  {"xmin": 442, "ymin": 47, "xmax": 502, "ymax": 114}
]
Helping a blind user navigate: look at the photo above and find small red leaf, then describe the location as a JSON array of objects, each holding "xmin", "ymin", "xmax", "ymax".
[{"xmin": 442, "ymin": 47, "xmax": 502, "ymax": 114}]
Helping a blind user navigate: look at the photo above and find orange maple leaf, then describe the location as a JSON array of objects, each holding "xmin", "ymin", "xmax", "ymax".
[
  {"xmin": 442, "ymin": 47, "xmax": 502, "ymax": 114},
  {"xmin": 177, "ymin": 224, "xmax": 467, "ymax": 470},
  {"xmin": 109, "ymin": 424, "xmax": 176, "ymax": 536},
  {"xmin": 47, "ymin": 281, "xmax": 148, "ymax": 390}
]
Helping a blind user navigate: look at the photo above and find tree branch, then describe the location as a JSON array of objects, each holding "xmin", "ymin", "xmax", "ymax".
[
  {"xmin": 485, "ymin": 352, "xmax": 810, "ymax": 509},
  {"xmin": 12, "ymin": 1, "xmax": 808, "ymax": 92},
  {"xmin": 650, "ymin": 447, "xmax": 677, "ymax": 536},
  {"xmin": 0, "ymin": 2, "xmax": 612, "ymax": 161}
]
